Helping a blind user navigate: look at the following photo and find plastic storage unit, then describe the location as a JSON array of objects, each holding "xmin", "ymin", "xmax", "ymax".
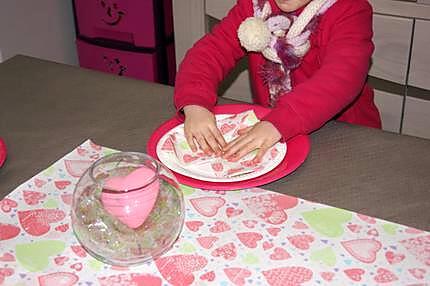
[{"xmin": 73, "ymin": 0, "xmax": 175, "ymax": 85}]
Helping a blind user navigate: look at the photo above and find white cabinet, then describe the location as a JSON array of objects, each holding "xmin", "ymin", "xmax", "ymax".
[
  {"xmin": 370, "ymin": 14, "xmax": 413, "ymax": 84},
  {"xmin": 408, "ymin": 19, "xmax": 430, "ymax": 90},
  {"xmin": 403, "ymin": 97, "xmax": 430, "ymax": 139},
  {"xmin": 374, "ymin": 89, "xmax": 404, "ymax": 133}
]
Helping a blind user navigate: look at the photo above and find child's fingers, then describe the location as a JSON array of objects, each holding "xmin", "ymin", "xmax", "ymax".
[
  {"xmin": 237, "ymin": 126, "xmax": 252, "ymax": 135},
  {"xmin": 185, "ymin": 132, "xmax": 197, "ymax": 152},
  {"xmin": 204, "ymin": 132, "xmax": 222, "ymax": 156},
  {"xmin": 210, "ymin": 127, "xmax": 227, "ymax": 148},
  {"xmin": 253, "ymin": 144, "xmax": 270, "ymax": 163},
  {"xmin": 223, "ymin": 135, "xmax": 253, "ymax": 159},
  {"xmin": 195, "ymin": 134, "xmax": 213, "ymax": 155}
]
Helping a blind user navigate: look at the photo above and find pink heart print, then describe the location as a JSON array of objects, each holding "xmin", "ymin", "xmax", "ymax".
[
  {"xmin": 196, "ymin": 236, "xmax": 219, "ymax": 249},
  {"xmin": 347, "ymin": 224, "xmax": 362, "ymax": 233},
  {"xmin": 269, "ymin": 247, "xmax": 291, "ymax": 260},
  {"xmin": 287, "ymin": 235, "xmax": 314, "ymax": 250},
  {"xmin": 0, "ymin": 253, "xmax": 15, "ymax": 262},
  {"xmin": 344, "ymin": 268, "xmax": 365, "ymax": 282},
  {"xmin": 0, "ymin": 268, "xmax": 14, "ymax": 285},
  {"xmin": 385, "ymin": 251, "xmax": 405, "ymax": 264},
  {"xmin": 34, "ymin": 178, "xmax": 47, "ymax": 188},
  {"xmin": 200, "ymin": 271, "xmax": 216, "ymax": 282},
  {"xmin": 400, "ymin": 235, "xmax": 430, "ymax": 266},
  {"xmin": 98, "ymin": 273, "xmax": 162, "ymax": 286},
  {"xmin": 211, "ymin": 243, "xmax": 237, "ymax": 260},
  {"xmin": 262, "ymin": 267, "xmax": 313, "ymax": 286},
  {"xmin": 71, "ymin": 245, "xmax": 87, "ymax": 258},
  {"xmin": 243, "ymin": 220, "xmax": 258, "ymax": 228},
  {"xmin": 64, "ymin": 159, "xmax": 93, "ymax": 177},
  {"xmin": 263, "ymin": 241, "xmax": 274, "ymax": 250},
  {"xmin": 23, "ymin": 190, "xmax": 46, "ymax": 205},
  {"xmin": 209, "ymin": 221, "xmax": 231, "ymax": 233},
  {"xmin": 374, "ymin": 268, "xmax": 398, "ymax": 283},
  {"xmin": 190, "ymin": 197, "xmax": 226, "ymax": 217},
  {"xmin": 237, "ymin": 232, "xmax": 263, "ymax": 248},
  {"xmin": 185, "ymin": 220, "xmax": 204, "ymax": 232},
  {"xmin": 18, "ymin": 209, "xmax": 66, "ymax": 236},
  {"xmin": 266, "ymin": 227, "xmax": 281, "ymax": 236},
  {"xmin": 54, "ymin": 180, "xmax": 71, "ymax": 190},
  {"xmin": 408, "ymin": 268, "xmax": 426, "ymax": 280},
  {"xmin": 226, "ymin": 207, "xmax": 243, "ymax": 217},
  {"xmin": 155, "ymin": 255, "xmax": 207, "ymax": 286},
  {"xmin": 243, "ymin": 194, "xmax": 298, "ymax": 224},
  {"xmin": 38, "ymin": 272, "xmax": 79, "ymax": 286},
  {"xmin": 0, "ymin": 223, "xmax": 20, "ymax": 241},
  {"xmin": 0, "ymin": 198, "xmax": 17, "ymax": 213},
  {"xmin": 224, "ymin": 268, "xmax": 252, "ymax": 286},
  {"xmin": 320, "ymin": 272, "xmax": 335, "ymax": 282},
  {"xmin": 341, "ymin": 239, "xmax": 382, "ymax": 263},
  {"xmin": 54, "ymin": 256, "xmax": 69, "ymax": 266}
]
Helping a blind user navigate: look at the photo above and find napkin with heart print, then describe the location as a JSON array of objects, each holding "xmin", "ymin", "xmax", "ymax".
[{"xmin": 166, "ymin": 110, "xmax": 283, "ymax": 178}]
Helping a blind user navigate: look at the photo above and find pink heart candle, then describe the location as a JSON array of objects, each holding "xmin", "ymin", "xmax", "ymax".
[{"xmin": 101, "ymin": 166, "xmax": 160, "ymax": 228}]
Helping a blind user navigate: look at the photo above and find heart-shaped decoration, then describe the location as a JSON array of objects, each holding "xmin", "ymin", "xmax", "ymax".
[
  {"xmin": 400, "ymin": 235, "xmax": 430, "ymax": 267},
  {"xmin": 243, "ymin": 220, "xmax": 258, "ymax": 228},
  {"xmin": 16, "ymin": 240, "xmax": 65, "ymax": 272},
  {"xmin": 190, "ymin": 197, "xmax": 225, "ymax": 217},
  {"xmin": 60, "ymin": 194, "xmax": 73, "ymax": 205},
  {"xmin": 405, "ymin": 227, "xmax": 424, "ymax": 234},
  {"xmin": 38, "ymin": 272, "xmax": 79, "ymax": 286},
  {"xmin": 341, "ymin": 239, "xmax": 381, "ymax": 263},
  {"xmin": 23, "ymin": 190, "xmax": 46, "ymax": 205},
  {"xmin": 211, "ymin": 162, "xmax": 224, "ymax": 172},
  {"xmin": 292, "ymin": 221, "xmax": 308, "ymax": 229},
  {"xmin": 220, "ymin": 123, "xmax": 237, "ymax": 135},
  {"xmin": 310, "ymin": 247, "xmax": 336, "ymax": 267},
  {"xmin": 196, "ymin": 236, "xmax": 218, "ymax": 250},
  {"xmin": 211, "ymin": 243, "xmax": 237, "ymax": 260},
  {"xmin": 210, "ymin": 221, "xmax": 231, "ymax": 233},
  {"xmin": 243, "ymin": 194, "xmax": 298, "ymax": 224},
  {"xmin": 288, "ymin": 235, "xmax": 314, "ymax": 250},
  {"xmin": 237, "ymin": 232, "xmax": 263, "ymax": 248},
  {"xmin": 0, "ymin": 253, "xmax": 15, "ymax": 262},
  {"xmin": 347, "ymin": 224, "xmax": 362, "ymax": 233},
  {"xmin": 34, "ymin": 178, "xmax": 47, "ymax": 188},
  {"xmin": 266, "ymin": 227, "xmax": 281, "ymax": 236},
  {"xmin": 70, "ymin": 263, "xmax": 83, "ymax": 271},
  {"xmin": 53, "ymin": 256, "xmax": 69, "ymax": 265},
  {"xmin": 155, "ymin": 254, "xmax": 207, "ymax": 286},
  {"xmin": 224, "ymin": 268, "xmax": 251, "ymax": 285},
  {"xmin": 55, "ymin": 224, "xmax": 69, "ymax": 233},
  {"xmin": 101, "ymin": 166, "xmax": 160, "ymax": 229},
  {"xmin": 200, "ymin": 271, "xmax": 216, "ymax": 282},
  {"xmin": 344, "ymin": 268, "xmax": 365, "ymax": 281},
  {"xmin": 262, "ymin": 267, "xmax": 312, "ymax": 285},
  {"xmin": 0, "ymin": 223, "xmax": 20, "ymax": 240},
  {"xmin": 0, "ymin": 198, "xmax": 17, "ymax": 213},
  {"xmin": 54, "ymin": 180, "xmax": 71, "ymax": 190},
  {"xmin": 64, "ymin": 160, "xmax": 92, "ymax": 177},
  {"xmin": 374, "ymin": 268, "xmax": 398, "ymax": 283},
  {"xmin": 0, "ymin": 268, "xmax": 13, "ymax": 285},
  {"xmin": 263, "ymin": 241, "xmax": 274, "ymax": 250},
  {"xmin": 269, "ymin": 247, "xmax": 290, "ymax": 260},
  {"xmin": 226, "ymin": 207, "xmax": 243, "ymax": 218},
  {"xmin": 185, "ymin": 220, "xmax": 204, "ymax": 232},
  {"xmin": 357, "ymin": 213, "xmax": 376, "ymax": 224},
  {"xmin": 367, "ymin": 228, "xmax": 379, "ymax": 237},
  {"xmin": 385, "ymin": 251, "xmax": 405, "ymax": 264},
  {"xmin": 98, "ymin": 273, "xmax": 162, "ymax": 286},
  {"xmin": 71, "ymin": 245, "xmax": 87, "ymax": 258},
  {"xmin": 408, "ymin": 268, "xmax": 426, "ymax": 280},
  {"xmin": 320, "ymin": 272, "xmax": 335, "ymax": 282},
  {"xmin": 18, "ymin": 209, "xmax": 65, "ymax": 236},
  {"xmin": 302, "ymin": 207, "xmax": 352, "ymax": 237}
]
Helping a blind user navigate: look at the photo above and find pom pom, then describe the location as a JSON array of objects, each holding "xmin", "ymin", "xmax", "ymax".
[{"xmin": 237, "ymin": 17, "xmax": 271, "ymax": 52}]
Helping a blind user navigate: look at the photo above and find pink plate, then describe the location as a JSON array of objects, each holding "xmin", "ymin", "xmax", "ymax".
[{"xmin": 147, "ymin": 104, "xmax": 310, "ymax": 190}]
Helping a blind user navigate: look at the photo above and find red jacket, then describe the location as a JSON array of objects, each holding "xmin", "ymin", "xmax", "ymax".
[{"xmin": 174, "ymin": 0, "xmax": 381, "ymax": 141}]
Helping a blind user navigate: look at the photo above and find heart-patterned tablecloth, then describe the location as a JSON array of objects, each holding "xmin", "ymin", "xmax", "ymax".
[{"xmin": 0, "ymin": 140, "xmax": 429, "ymax": 286}]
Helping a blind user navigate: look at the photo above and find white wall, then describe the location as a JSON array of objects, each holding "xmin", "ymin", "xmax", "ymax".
[{"xmin": 0, "ymin": 0, "xmax": 78, "ymax": 65}]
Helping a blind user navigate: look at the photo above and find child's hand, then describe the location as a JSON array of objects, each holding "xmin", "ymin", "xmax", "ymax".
[
  {"xmin": 183, "ymin": 105, "xmax": 227, "ymax": 156},
  {"xmin": 222, "ymin": 121, "xmax": 282, "ymax": 162}
]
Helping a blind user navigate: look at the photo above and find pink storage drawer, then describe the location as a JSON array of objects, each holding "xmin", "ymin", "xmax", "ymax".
[
  {"xmin": 73, "ymin": 0, "xmax": 173, "ymax": 48},
  {"xmin": 77, "ymin": 39, "xmax": 157, "ymax": 82}
]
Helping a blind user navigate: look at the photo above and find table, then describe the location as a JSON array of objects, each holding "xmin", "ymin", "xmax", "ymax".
[{"xmin": 1, "ymin": 55, "xmax": 429, "ymax": 232}]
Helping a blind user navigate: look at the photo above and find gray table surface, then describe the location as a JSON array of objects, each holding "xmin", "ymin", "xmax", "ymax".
[{"xmin": 1, "ymin": 55, "xmax": 429, "ymax": 231}]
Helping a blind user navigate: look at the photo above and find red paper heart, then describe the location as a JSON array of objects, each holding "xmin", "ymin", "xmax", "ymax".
[{"xmin": 18, "ymin": 209, "xmax": 65, "ymax": 236}]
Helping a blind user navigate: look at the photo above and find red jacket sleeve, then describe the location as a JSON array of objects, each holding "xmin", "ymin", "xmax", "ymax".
[
  {"xmin": 173, "ymin": 0, "xmax": 251, "ymax": 114},
  {"xmin": 262, "ymin": 0, "xmax": 375, "ymax": 140}
]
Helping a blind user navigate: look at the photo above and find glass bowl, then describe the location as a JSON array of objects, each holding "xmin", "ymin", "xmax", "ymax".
[{"xmin": 71, "ymin": 152, "xmax": 185, "ymax": 266}]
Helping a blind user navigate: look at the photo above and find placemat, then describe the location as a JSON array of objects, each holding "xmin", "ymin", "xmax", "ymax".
[{"xmin": 0, "ymin": 140, "xmax": 428, "ymax": 285}]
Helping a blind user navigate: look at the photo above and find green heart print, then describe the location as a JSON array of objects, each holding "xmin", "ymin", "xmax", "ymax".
[
  {"xmin": 16, "ymin": 240, "xmax": 65, "ymax": 272},
  {"xmin": 302, "ymin": 207, "xmax": 352, "ymax": 237}
]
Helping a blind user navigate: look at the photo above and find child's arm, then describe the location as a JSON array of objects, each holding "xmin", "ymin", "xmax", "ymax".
[
  {"xmin": 225, "ymin": 0, "xmax": 375, "ymax": 161},
  {"xmin": 174, "ymin": 0, "xmax": 251, "ymax": 153},
  {"xmin": 262, "ymin": 0, "xmax": 375, "ymax": 141}
]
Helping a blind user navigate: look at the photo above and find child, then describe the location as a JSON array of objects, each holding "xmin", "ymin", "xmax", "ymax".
[{"xmin": 174, "ymin": 0, "xmax": 381, "ymax": 162}]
